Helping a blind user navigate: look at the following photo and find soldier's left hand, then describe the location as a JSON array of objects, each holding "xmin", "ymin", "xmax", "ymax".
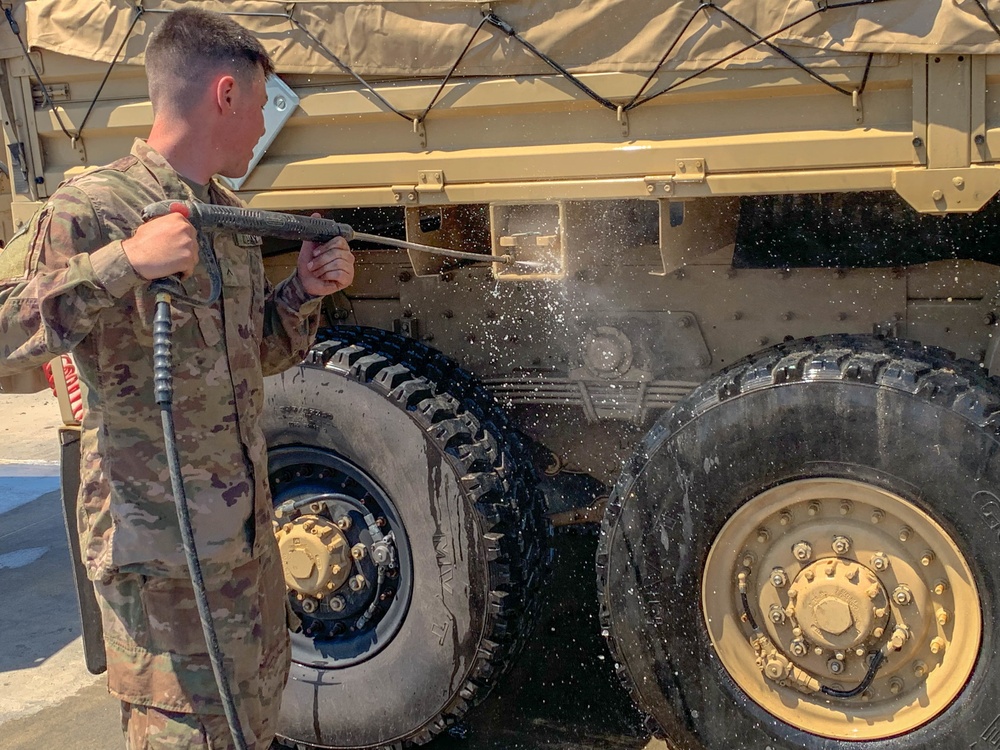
[{"xmin": 296, "ymin": 214, "xmax": 355, "ymax": 296}]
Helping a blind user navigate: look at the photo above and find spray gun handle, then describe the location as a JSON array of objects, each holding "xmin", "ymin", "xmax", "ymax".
[
  {"xmin": 142, "ymin": 200, "xmax": 356, "ymax": 243},
  {"xmin": 146, "ymin": 202, "xmax": 223, "ymax": 308}
]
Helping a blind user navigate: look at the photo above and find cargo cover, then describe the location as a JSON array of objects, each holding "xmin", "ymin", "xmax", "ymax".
[{"xmin": 7, "ymin": 0, "xmax": 1000, "ymax": 78}]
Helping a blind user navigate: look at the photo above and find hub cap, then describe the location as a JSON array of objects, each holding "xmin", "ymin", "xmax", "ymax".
[
  {"xmin": 702, "ymin": 478, "xmax": 980, "ymax": 740},
  {"xmin": 269, "ymin": 446, "xmax": 413, "ymax": 668}
]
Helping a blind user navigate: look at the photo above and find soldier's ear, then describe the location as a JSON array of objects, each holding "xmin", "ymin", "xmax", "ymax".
[{"xmin": 213, "ymin": 75, "xmax": 237, "ymax": 115}]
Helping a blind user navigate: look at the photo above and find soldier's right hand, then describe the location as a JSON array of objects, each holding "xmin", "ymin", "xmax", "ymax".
[{"xmin": 121, "ymin": 212, "xmax": 199, "ymax": 281}]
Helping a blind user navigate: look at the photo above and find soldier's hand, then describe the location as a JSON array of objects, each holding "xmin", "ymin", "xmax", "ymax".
[
  {"xmin": 122, "ymin": 212, "xmax": 199, "ymax": 281},
  {"xmin": 296, "ymin": 214, "xmax": 355, "ymax": 296}
]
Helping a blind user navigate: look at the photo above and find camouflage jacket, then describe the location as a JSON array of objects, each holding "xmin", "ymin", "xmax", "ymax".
[{"xmin": 0, "ymin": 139, "xmax": 322, "ymax": 579}]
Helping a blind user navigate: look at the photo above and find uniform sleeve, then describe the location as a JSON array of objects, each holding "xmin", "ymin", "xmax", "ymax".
[
  {"xmin": 0, "ymin": 186, "xmax": 145, "ymax": 376},
  {"xmin": 258, "ymin": 270, "xmax": 323, "ymax": 376}
]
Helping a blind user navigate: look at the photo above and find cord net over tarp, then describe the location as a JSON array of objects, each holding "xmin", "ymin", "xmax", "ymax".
[{"xmin": 6, "ymin": 0, "xmax": 1000, "ymax": 79}]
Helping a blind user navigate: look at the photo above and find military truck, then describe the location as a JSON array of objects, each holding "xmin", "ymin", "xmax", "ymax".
[{"xmin": 5, "ymin": 1, "xmax": 1000, "ymax": 748}]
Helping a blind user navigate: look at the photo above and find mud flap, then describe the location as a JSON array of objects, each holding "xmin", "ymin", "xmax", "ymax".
[{"xmin": 59, "ymin": 426, "xmax": 106, "ymax": 675}]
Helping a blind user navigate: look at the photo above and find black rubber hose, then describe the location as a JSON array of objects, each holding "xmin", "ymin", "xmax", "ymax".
[
  {"xmin": 820, "ymin": 649, "xmax": 885, "ymax": 699},
  {"xmin": 153, "ymin": 292, "xmax": 250, "ymax": 750}
]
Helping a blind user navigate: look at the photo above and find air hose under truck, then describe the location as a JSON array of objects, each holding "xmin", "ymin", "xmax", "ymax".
[{"xmin": 144, "ymin": 200, "xmax": 534, "ymax": 750}]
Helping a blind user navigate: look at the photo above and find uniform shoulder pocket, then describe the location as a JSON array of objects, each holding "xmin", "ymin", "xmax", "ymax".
[{"xmin": 0, "ymin": 204, "xmax": 49, "ymax": 285}]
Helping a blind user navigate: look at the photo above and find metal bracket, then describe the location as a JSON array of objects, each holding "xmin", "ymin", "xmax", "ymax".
[
  {"xmin": 674, "ymin": 158, "xmax": 706, "ymax": 183},
  {"xmin": 413, "ymin": 118, "xmax": 427, "ymax": 150},
  {"xmin": 892, "ymin": 167, "xmax": 1000, "ymax": 214},
  {"xmin": 416, "ymin": 170, "xmax": 445, "ymax": 192},
  {"xmin": 69, "ymin": 135, "xmax": 86, "ymax": 164},
  {"xmin": 391, "ymin": 185, "xmax": 420, "ymax": 205},
  {"xmin": 852, "ymin": 89, "xmax": 864, "ymax": 125},
  {"xmin": 617, "ymin": 105, "xmax": 629, "ymax": 138},
  {"xmin": 9, "ymin": 52, "xmax": 43, "ymax": 78},
  {"xmin": 644, "ymin": 176, "xmax": 675, "ymax": 197},
  {"xmin": 31, "ymin": 82, "xmax": 68, "ymax": 106},
  {"xmin": 394, "ymin": 316, "xmax": 419, "ymax": 339}
]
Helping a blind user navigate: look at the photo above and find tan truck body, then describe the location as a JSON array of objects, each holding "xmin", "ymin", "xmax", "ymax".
[{"xmin": 6, "ymin": 2, "xmax": 1000, "ymax": 747}]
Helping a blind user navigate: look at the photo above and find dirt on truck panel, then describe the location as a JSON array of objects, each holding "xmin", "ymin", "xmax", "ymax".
[{"xmin": 6, "ymin": 1, "xmax": 1000, "ymax": 748}]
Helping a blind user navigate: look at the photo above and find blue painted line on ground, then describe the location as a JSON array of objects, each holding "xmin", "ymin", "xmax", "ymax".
[
  {"xmin": 0, "ymin": 465, "xmax": 61, "ymax": 516},
  {"xmin": 0, "ymin": 546, "xmax": 49, "ymax": 569}
]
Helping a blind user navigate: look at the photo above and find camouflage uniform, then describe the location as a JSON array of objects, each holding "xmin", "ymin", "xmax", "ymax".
[{"xmin": 0, "ymin": 139, "xmax": 323, "ymax": 747}]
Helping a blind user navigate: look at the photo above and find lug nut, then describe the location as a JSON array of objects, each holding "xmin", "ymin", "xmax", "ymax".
[
  {"xmin": 933, "ymin": 580, "xmax": 949, "ymax": 596},
  {"xmin": 827, "ymin": 658, "xmax": 844, "ymax": 675},
  {"xmin": 790, "ymin": 638, "xmax": 808, "ymax": 657},
  {"xmin": 913, "ymin": 660, "xmax": 928, "ymax": 678},
  {"xmin": 769, "ymin": 606, "xmax": 786, "ymax": 625},
  {"xmin": 807, "ymin": 502, "xmax": 821, "ymax": 517},
  {"xmin": 336, "ymin": 515, "xmax": 352, "ymax": 531},
  {"xmin": 870, "ymin": 552, "xmax": 890, "ymax": 572},
  {"xmin": 309, "ymin": 502, "xmax": 325, "ymax": 513},
  {"xmin": 778, "ymin": 511, "xmax": 792, "ymax": 526},
  {"xmin": 832, "ymin": 535, "xmax": 852, "ymax": 555},
  {"xmin": 328, "ymin": 595, "xmax": 346, "ymax": 612},
  {"xmin": 840, "ymin": 501, "xmax": 853, "ymax": 516},
  {"xmin": 890, "ymin": 626, "xmax": 910, "ymax": 651},
  {"xmin": 921, "ymin": 550, "xmax": 935, "ymax": 567},
  {"xmin": 792, "ymin": 542, "xmax": 813, "ymax": 562},
  {"xmin": 301, "ymin": 598, "xmax": 318, "ymax": 614},
  {"xmin": 888, "ymin": 677, "xmax": 904, "ymax": 695},
  {"xmin": 930, "ymin": 637, "xmax": 946, "ymax": 654},
  {"xmin": 870, "ymin": 509, "xmax": 884, "ymax": 524},
  {"xmin": 757, "ymin": 528, "xmax": 770, "ymax": 543},
  {"xmin": 770, "ymin": 568, "xmax": 789, "ymax": 588},
  {"xmin": 893, "ymin": 585, "xmax": 913, "ymax": 606},
  {"xmin": 898, "ymin": 525, "xmax": 912, "ymax": 542},
  {"xmin": 936, "ymin": 608, "xmax": 949, "ymax": 626},
  {"xmin": 741, "ymin": 552, "xmax": 756, "ymax": 568},
  {"xmin": 351, "ymin": 543, "xmax": 367, "ymax": 560},
  {"xmin": 349, "ymin": 574, "xmax": 366, "ymax": 591}
]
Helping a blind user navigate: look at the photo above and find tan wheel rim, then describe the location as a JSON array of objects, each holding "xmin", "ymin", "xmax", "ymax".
[{"xmin": 702, "ymin": 478, "xmax": 980, "ymax": 740}]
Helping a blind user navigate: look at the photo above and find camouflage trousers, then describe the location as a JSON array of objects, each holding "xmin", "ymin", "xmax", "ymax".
[{"xmin": 94, "ymin": 542, "xmax": 290, "ymax": 750}]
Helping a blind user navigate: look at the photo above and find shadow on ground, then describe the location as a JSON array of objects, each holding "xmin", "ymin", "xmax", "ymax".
[
  {"xmin": 0, "ymin": 489, "xmax": 82, "ymax": 673},
  {"xmin": 430, "ymin": 532, "xmax": 651, "ymax": 749}
]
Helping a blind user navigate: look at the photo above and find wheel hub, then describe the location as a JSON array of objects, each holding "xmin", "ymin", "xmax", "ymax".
[
  {"xmin": 269, "ymin": 445, "xmax": 413, "ymax": 668},
  {"xmin": 703, "ymin": 478, "xmax": 981, "ymax": 741},
  {"xmin": 788, "ymin": 558, "xmax": 887, "ymax": 650},
  {"xmin": 275, "ymin": 516, "xmax": 352, "ymax": 597}
]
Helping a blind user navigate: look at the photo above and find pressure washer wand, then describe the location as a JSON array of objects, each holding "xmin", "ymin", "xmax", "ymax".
[
  {"xmin": 149, "ymin": 203, "xmax": 249, "ymax": 750},
  {"xmin": 141, "ymin": 200, "xmax": 538, "ymax": 268}
]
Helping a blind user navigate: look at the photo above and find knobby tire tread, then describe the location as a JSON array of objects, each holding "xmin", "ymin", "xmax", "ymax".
[
  {"xmin": 280, "ymin": 326, "xmax": 546, "ymax": 749},
  {"xmin": 595, "ymin": 333, "xmax": 1000, "ymax": 739}
]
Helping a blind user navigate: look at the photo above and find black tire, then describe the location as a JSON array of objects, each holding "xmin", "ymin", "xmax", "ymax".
[
  {"xmin": 264, "ymin": 327, "xmax": 545, "ymax": 749},
  {"xmin": 597, "ymin": 334, "xmax": 1000, "ymax": 750}
]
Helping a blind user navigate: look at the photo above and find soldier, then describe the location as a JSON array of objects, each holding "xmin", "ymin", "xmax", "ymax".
[{"xmin": 0, "ymin": 8, "xmax": 354, "ymax": 749}]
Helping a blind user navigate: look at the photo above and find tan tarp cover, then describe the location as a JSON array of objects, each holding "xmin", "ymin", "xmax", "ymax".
[{"xmin": 7, "ymin": 0, "xmax": 1000, "ymax": 76}]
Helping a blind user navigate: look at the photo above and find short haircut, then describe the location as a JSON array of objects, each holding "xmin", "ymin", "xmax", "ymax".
[{"xmin": 145, "ymin": 8, "xmax": 275, "ymax": 113}]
